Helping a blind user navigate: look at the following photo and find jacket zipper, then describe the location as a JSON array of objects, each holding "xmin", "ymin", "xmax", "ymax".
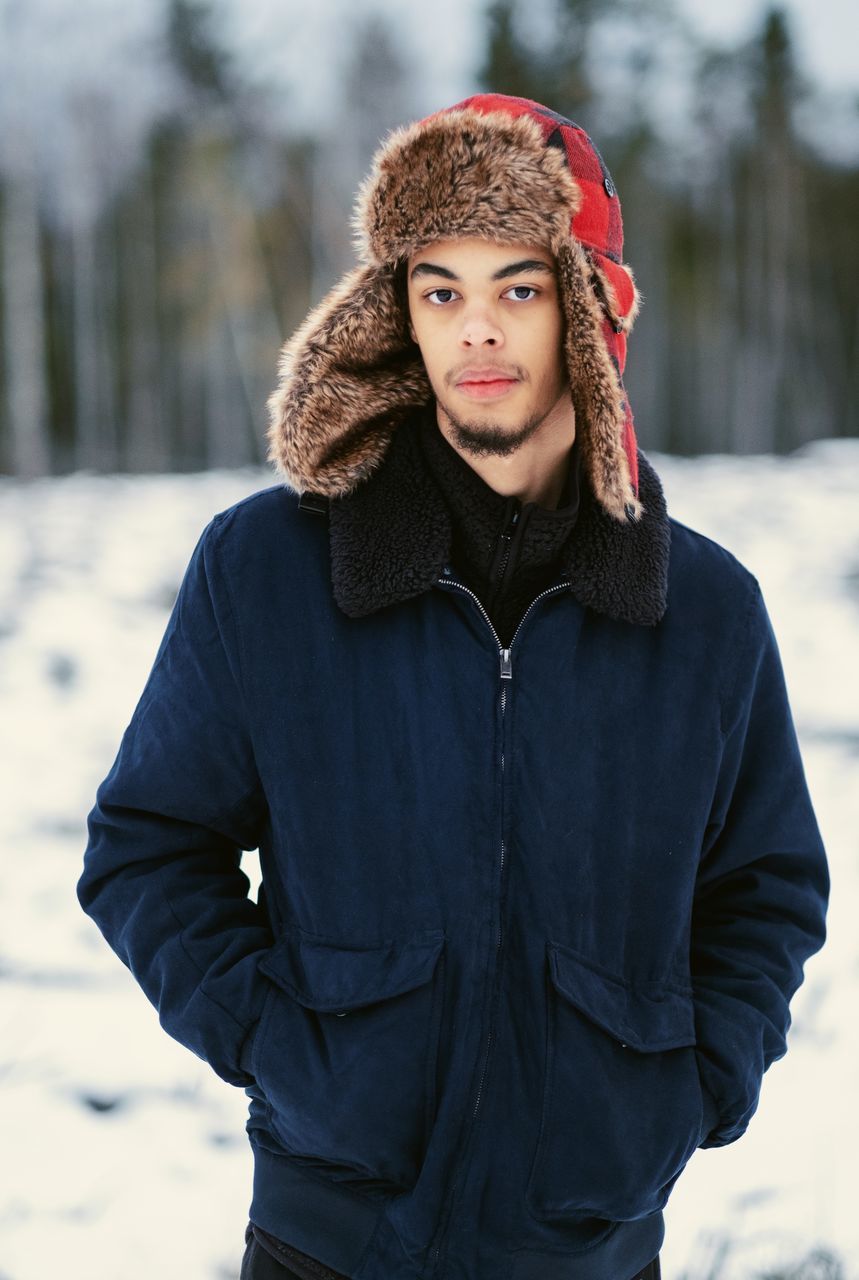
[
  {"xmin": 496, "ymin": 511, "xmax": 517, "ymax": 581},
  {"xmin": 485, "ymin": 499, "xmax": 521, "ymax": 617},
  {"xmin": 436, "ymin": 571, "xmax": 569, "ymax": 680},
  {"xmin": 427, "ymin": 570, "xmax": 570, "ymax": 1275}
]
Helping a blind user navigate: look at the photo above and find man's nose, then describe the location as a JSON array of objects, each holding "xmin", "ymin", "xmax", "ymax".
[{"xmin": 458, "ymin": 307, "xmax": 504, "ymax": 347}]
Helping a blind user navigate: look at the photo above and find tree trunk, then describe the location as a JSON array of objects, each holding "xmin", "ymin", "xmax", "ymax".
[{"xmin": 1, "ymin": 142, "xmax": 51, "ymax": 476}]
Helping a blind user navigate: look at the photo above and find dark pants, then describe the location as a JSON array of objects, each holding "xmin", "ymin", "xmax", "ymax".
[
  {"xmin": 239, "ymin": 1220, "xmax": 661, "ymax": 1279},
  {"xmin": 240, "ymin": 1222, "xmax": 304, "ymax": 1279},
  {"xmin": 241, "ymin": 1220, "xmax": 353, "ymax": 1280}
]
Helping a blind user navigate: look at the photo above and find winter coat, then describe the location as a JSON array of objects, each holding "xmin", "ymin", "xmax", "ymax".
[{"xmin": 77, "ymin": 406, "xmax": 829, "ymax": 1280}]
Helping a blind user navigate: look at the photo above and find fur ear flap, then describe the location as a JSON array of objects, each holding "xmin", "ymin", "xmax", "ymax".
[
  {"xmin": 554, "ymin": 239, "xmax": 643, "ymax": 523},
  {"xmin": 266, "ymin": 262, "xmax": 431, "ymax": 496}
]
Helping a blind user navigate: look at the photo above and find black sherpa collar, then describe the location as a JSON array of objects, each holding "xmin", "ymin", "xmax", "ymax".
[{"xmin": 322, "ymin": 412, "xmax": 670, "ymax": 627}]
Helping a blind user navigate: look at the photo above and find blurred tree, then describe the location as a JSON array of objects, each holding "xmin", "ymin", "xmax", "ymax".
[
  {"xmin": 0, "ymin": 139, "xmax": 51, "ymax": 476},
  {"xmin": 540, "ymin": 0, "xmax": 605, "ymax": 119},
  {"xmin": 66, "ymin": 88, "xmax": 121, "ymax": 472},
  {"xmin": 737, "ymin": 7, "xmax": 814, "ymax": 452},
  {"xmin": 683, "ymin": 6, "xmax": 841, "ymax": 454},
  {"xmin": 166, "ymin": 0, "xmax": 234, "ymax": 105},
  {"xmin": 127, "ymin": 0, "xmax": 286, "ymax": 470},
  {"xmin": 0, "ymin": 0, "xmax": 51, "ymax": 476},
  {"xmin": 757, "ymin": 6, "xmax": 857, "ymax": 445},
  {"xmin": 479, "ymin": 0, "xmax": 546, "ymax": 103},
  {"xmin": 323, "ymin": 11, "xmax": 417, "ymax": 287},
  {"xmin": 118, "ymin": 149, "xmax": 168, "ymax": 471},
  {"xmin": 806, "ymin": 148, "xmax": 859, "ymax": 440},
  {"xmin": 255, "ymin": 134, "xmax": 317, "ymax": 342}
]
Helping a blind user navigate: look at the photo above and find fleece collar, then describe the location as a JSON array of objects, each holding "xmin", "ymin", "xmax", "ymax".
[
  {"xmin": 323, "ymin": 409, "xmax": 671, "ymax": 627},
  {"xmin": 415, "ymin": 401, "xmax": 583, "ymax": 579}
]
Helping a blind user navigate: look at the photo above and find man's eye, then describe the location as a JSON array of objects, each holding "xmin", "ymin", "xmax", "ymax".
[
  {"xmin": 424, "ymin": 284, "xmax": 538, "ymax": 305},
  {"xmin": 426, "ymin": 288, "xmax": 458, "ymax": 305}
]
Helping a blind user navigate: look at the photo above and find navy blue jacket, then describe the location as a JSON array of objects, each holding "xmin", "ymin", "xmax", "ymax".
[{"xmin": 78, "ymin": 422, "xmax": 829, "ymax": 1280}]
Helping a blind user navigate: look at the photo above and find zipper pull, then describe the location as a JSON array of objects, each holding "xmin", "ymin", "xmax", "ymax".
[{"xmin": 500, "ymin": 648, "xmax": 512, "ymax": 679}]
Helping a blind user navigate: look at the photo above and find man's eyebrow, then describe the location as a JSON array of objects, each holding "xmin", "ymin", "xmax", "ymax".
[{"xmin": 409, "ymin": 258, "xmax": 556, "ymax": 283}]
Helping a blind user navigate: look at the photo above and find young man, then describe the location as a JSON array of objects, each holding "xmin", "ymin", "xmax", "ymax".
[{"xmin": 77, "ymin": 94, "xmax": 829, "ymax": 1280}]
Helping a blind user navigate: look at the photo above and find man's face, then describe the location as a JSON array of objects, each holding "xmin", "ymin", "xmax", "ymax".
[{"xmin": 405, "ymin": 237, "xmax": 570, "ymax": 458}]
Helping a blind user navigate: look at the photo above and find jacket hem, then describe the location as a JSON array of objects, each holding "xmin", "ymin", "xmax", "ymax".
[
  {"xmin": 247, "ymin": 1135, "xmax": 388, "ymax": 1279},
  {"xmin": 507, "ymin": 1214, "xmax": 664, "ymax": 1280}
]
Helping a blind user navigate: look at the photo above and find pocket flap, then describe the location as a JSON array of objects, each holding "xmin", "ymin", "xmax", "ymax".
[
  {"xmin": 258, "ymin": 927, "xmax": 445, "ymax": 1013},
  {"xmin": 547, "ymin": 942, "xmax": 696, "ymax": 1052}
]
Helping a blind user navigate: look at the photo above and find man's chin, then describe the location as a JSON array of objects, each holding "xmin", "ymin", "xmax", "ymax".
[{"xmin": 436, "ymin": 399, "xmax": 543, "ymax": 458}]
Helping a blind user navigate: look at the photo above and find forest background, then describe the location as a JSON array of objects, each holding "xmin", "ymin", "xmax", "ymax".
[{"xmin": 1, "ymin": 0, "xmax": 856, "ymax": 477}]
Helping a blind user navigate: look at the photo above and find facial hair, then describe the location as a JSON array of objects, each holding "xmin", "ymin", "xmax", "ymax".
[{"xmin": 436, "ymin": 397, "xmax": 548, "ymax": 459}]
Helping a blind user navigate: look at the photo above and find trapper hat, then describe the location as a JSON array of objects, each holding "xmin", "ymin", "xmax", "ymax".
[{"xmin": 266, "ymin": 92, "xmax": 645, "ymax": 523}]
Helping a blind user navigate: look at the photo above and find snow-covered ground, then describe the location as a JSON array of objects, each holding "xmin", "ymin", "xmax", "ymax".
[{"xmin": 0, "ymin": 442, "xmax": 856, "ymax": 1280}]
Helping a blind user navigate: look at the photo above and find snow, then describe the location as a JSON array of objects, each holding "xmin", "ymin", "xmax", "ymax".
[{"xmin": 0, "ymin": 445, "xmax": 856, "ymax": 1279}]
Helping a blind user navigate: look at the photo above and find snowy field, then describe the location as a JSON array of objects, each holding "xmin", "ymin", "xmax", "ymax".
[{"xmin": 0, "ymin": 442, "xmax": 856, "ymax": 1280}]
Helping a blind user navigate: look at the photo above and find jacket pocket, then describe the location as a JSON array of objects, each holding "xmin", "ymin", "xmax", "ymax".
[
  {"xmin": 250, "ymin": 924, "xmax": 446, "ymax": 1193},
  {"xmin": 525, "ymin": 941, "xmax": 706, "ymax": 1223}
]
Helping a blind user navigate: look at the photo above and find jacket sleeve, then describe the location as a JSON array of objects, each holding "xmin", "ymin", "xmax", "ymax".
[
  {"xmin": 691, "ymin": 575, "xmax": 829, "ymax": 1148},
  {"xmin": 76, "ymin": 512, "xmax": 273, "ymax": 1087}
]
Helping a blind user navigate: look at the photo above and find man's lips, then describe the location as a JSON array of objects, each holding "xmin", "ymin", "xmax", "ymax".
[
  {"xmin": 456, "ymin": 369, "xmax": 518, "ymax": 383},
  {"xmin": 456, "ymin": 373, "xmax": 520, "ymax": 399},
  {"xmin": 453, "ymin": 373, "xmax": 519, "ymax": 396}
]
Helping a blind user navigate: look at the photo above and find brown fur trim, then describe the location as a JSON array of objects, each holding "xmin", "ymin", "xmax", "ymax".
[
  {"xmin": 265, "ymin": 263, "xmax": 431, "ymax": 496},
  {"xmin": 351, "ymin": 108, "xmax": 582, "ymax": 266}
]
